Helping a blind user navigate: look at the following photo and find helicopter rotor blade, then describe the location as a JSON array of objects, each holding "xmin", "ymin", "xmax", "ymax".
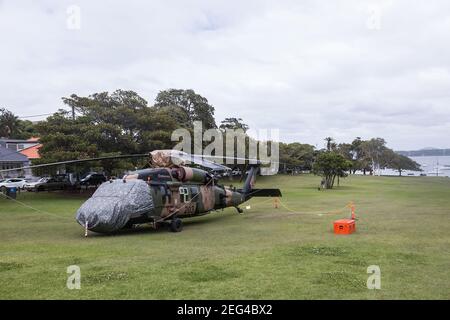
[
  {"xmin": 0, "ymin": 154, "xmax": 149, "ymax": 174},
  {"xmin": 0, "ymin": 149, "xmax": 280, "ymax": 175},
  {"xmin": 164, "ymin": 151, "xmax": 232, "ymax": 172},
  {"xmin": 189, "ymin": 154, "xmax": 269, "ymax": 165}
]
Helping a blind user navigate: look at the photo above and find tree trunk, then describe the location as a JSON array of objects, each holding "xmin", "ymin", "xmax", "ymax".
[
  {"xmin": 325, "ymin": 175, "xmax": 332, "ymax": 189},
  {"xmin": 325, "ymin": 174, "xmax": 336, "ymax": 189}
]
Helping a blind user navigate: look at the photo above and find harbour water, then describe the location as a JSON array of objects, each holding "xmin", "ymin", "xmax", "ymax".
[{"xmin": 378, "ymin": 156, "xmax": 450, "ymax": 177}]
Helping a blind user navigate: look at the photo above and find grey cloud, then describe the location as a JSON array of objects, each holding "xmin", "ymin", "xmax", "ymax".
[{"xmin": 0, "ymin": 0, "xmax": 449, "ymax": 150}]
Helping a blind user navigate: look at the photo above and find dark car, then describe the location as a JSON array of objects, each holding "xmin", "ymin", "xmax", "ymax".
[
  {"xmin": 24, "ymin": 177, "xmax": 71, "ymax": 192},
  {"xmin": 80, "ymin": 173, "xmax": 107, "ymax": 186}
]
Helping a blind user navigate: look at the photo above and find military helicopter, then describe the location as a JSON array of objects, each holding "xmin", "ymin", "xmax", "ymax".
[{"xmin": 1, "ymin": 150, "xmax": 281, "ymax": 234}]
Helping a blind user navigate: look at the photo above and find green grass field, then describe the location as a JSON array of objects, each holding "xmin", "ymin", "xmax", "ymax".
[{"xmin": 0, "ymin": 175, "xmax": 449, "ymax": 299}]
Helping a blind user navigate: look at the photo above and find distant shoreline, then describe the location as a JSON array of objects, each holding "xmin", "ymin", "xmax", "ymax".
[{"xmin": 397, "ymin": 149, "xmax": 450, "ymax": 157}]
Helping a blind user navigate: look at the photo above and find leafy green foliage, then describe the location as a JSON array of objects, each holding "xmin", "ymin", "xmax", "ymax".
[
  {"xmin": 4, "ymin": 91, "xmax": 422, "ymax": 184},
  {"xmin": 279, "ymin": 142, "xmax": 316, "ymax": 172},
  {"xmin": 381, "ymin": 149, "xmax": 421, "ymax": 176},
  {"xmin": 219, "ymin": 117, "xmax": 249, "ymax": 133},
  {"xmin": 0, "ymin": 108, "xmax": 18, "ymax": 138},
  {"xmin": 312, "ymin": 151, "xmax": 352, "ymax": 189},
  {"xmin": 155, "ymin": 89, "xmax": 217, "ymax": 129},
  {"xmin": 34, "ymin": 90, "xmax": 183, "ymax": 176},
  {"xmin": 31, "ymin": 89, "xmax": 224, "ymax": 176},
  {"xmin": 0, "ymin": 108, "xmax": 38, "ymax": 139}
]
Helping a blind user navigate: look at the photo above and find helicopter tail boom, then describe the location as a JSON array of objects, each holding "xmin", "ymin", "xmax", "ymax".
[{"xmin": 241, "ymin": 164, "xmax": 281, "ymax": 200}]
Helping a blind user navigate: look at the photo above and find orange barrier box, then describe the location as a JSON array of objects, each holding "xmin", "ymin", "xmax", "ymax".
[{"xmin": 334, "ymin": 219, "xmax": 356, "ymax": 235}]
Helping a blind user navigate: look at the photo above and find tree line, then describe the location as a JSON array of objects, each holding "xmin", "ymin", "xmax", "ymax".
[
  {"xmin": 282, "ymin": 137, "xmax": 421, "ymax": 189},
  {"xmin": 1, "ymin": 89, "xmax": 420, "ymax": 182},
  {"xmin": 1, "ymin": 89, "xmax": 254, "ymax": 176}
]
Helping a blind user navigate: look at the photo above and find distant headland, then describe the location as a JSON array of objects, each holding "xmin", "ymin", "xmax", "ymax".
[{"xmin": 397, "ymin": 148, "xmax": 450, "ymax": 157}]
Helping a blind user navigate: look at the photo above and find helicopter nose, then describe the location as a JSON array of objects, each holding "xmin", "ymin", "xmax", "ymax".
[
  {"xmin": 75, "ymin": 179, "xmax": 154, "ymax": 234},
  {"xmin": 76, "ymin": 198, "xmax": 123, "ymax": 233}
]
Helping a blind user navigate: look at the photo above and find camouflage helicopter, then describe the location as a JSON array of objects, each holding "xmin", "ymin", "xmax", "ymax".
[{"xmin": 1, "ymin": 150, "xmax": 281, "ymax": 234}]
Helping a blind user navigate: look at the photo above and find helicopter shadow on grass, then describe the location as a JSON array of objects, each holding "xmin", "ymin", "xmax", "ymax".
[{"xmin": 87, "ymin": 211, "xmax": 237, "ymax": 237}]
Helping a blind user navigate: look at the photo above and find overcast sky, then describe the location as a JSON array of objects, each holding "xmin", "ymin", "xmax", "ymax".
[{"xmin": 1, "ymin": 0, "xmax": 449, "ymax": 150}]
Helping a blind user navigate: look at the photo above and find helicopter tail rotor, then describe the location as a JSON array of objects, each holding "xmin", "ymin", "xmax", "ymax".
[{"xmin": 242, "ymin": 164, "xmax": 258, "ymax": 194}]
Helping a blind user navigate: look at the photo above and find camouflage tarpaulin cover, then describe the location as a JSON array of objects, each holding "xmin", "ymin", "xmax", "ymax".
[
  {"xmin": 149, "ymin": 149, "xmax": 231, "ymax": 172},
  {"xmin": 150, "ymin": 149, "xmax": 184, "ymax": 167},
  {"xmin": 75, "ymin": 179, "xmax": 154, "ymax": 233}
]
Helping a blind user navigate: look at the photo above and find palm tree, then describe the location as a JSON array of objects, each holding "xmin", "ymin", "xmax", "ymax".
[
  {"xmin": 0, "ymin": 108, "xmax": 19, "ymax": 138},
  {"xmin": 324, "ymin": 137, "xmax": 335, "ymax": 152}
]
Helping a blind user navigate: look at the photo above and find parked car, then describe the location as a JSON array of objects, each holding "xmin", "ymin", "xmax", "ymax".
[
  {"xmin": 0, "ymin": 178, "xmax": 28, "ymax": 191},
  {"xmin": 210, "ymin": 169, "xmax": 231, "ymax": 178},
  {"xmin": 231, "ymin": 169, "xmax": 242, "ymax": 176},
  {"xmin": 24, "ymin": 177, "xmax": 70, "ymax": 192},
  {"xmin": 80, "ymin": 173, "xmax": 107, "ymax": 186}
]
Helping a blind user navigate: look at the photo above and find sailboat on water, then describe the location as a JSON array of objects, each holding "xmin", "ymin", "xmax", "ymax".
[{"xmin": 426, "ymin": 159, "xmax": 450, "ymax": 176}]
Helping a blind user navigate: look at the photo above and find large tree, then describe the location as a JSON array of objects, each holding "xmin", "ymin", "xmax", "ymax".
[
  {"xmin": 350, "ymin": 137, "xmax": 371, "ymax": 174},
  {"xmin": 219, "ymin": 117, "xmax": 249, "ymax": 133},
  {"xmin": 33, "ymin": 110, "xmax": 102, "ymax": 175},
  {"xmin": 0, "ymin": 108, "xmax": 38, "ymax": 139},
  {"xmin": 0, "ymin": 108, "xmax": 20, "ymax": 138},
  {"xmin": 61, "ymin": 90, "xmax": 179, "ymax": 154},
  {"xmin": 361, "ymin": 138, "xmax": 387, "ymax": 175},
  {"xmin": 279, "ymin": 142, "xmax": 316, "ymax": 172},
  {"xmin": 381, "ymin": 149, "xmax": 421, "ymax": 176},
  {"xmin": 312, "ymin": 151, "xmax": 352, "ymax": 189},
  {"xmin": 62, "ymin": 90, "xmax": 148, "ymax": 141},
  {"xmin": 155, "ymin": 89, "xmax": 217, "ymax": 129},
  {"xmin": 324, "ymin": 137, "xmax": 337, "ymax": 152},
  {"xmin": 35, "ymin": 90, "xmax": 183, "ymax": 176},
  {"xmin": 14, "ymin": 120, "xmax": 38, "ymax": 139}
]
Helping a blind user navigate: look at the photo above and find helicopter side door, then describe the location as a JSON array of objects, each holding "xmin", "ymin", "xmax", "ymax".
[{"xmin": 178, "ymin": 186, "xmax": 197, "ymax": 216}]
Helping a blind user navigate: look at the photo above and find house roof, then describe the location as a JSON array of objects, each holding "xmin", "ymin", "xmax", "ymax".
[
  {"xmin": 19, "ymin": 144, "xmax": 42, "ymax": 159},
  {"xmin": 0, "ymin": 139, "xmax": 31, "ymax": 143},
  {"xmin": 0, "ymin": 145, "xmax": 29, "ymax": 162}
]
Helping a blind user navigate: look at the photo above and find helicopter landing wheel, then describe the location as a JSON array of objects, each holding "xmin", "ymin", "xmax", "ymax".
[
  {"xmin": 169, "ymin": 218, "xmax": 183, "ymax": 232},
  {"xmin": 235, "ymin": 206, "xmax": 244, "ymax": 214},
  {"xmin": 122, "ymin": 221, "xmax": 134, "ymax": 230}
]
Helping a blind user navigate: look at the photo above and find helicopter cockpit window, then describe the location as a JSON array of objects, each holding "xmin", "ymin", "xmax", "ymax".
[
  {"xmin": 179, "ymin": 187, "xmax": 189, "ymax": 203},
  {"xmin": 160, "ymin": 186, "xmax": 171, "ymax": 203},
  {"xmin": 190, "ymin": 186, "xmax": 199, "ymax": 198}
]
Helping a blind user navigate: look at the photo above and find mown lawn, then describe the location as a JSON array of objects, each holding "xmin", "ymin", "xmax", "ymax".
[{"xmin": 0, "ymin": 174, "xmax": 449, "ymax": 299}]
